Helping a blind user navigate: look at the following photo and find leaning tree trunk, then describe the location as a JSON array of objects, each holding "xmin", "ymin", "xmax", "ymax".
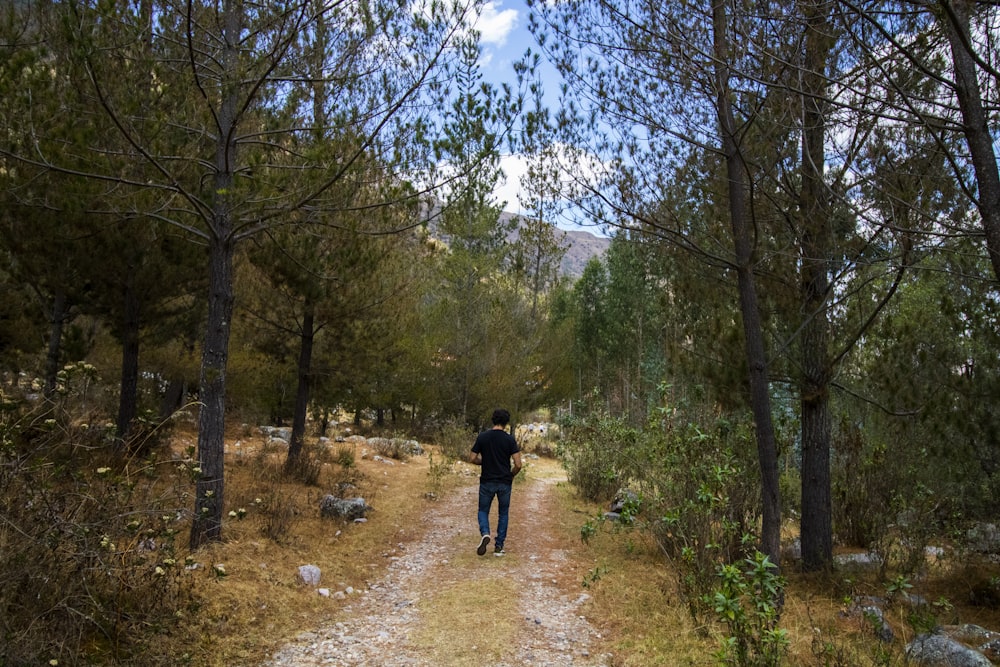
[
  {"xmin": 711, "ymin": 0, "xmax": 782, "ymax": 564},
  {"xmin": 940, "ymin": 0, "xmax": 1000, "ymax": 285}
]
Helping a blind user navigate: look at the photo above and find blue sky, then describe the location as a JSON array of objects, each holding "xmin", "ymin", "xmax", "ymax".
[
  {"xmin": 466, "ymin": 1, "xmax": 607, "ymax": 236},
  {"xmin": 471, "ymin": 0, "xmax": 543, "ymax": 216}
]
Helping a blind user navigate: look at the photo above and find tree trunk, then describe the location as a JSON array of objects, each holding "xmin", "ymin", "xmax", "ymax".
[
  {"xmin": 190, "ymin": 1, "xmax": 240, "ymax": 550},
  {"xmin": 190, "ymin": 234, "xmax": 234, "ymax": 549},
  {"xmin": 940, "ymin": 0, "xmax": 1000, "ymax": 284},
  {"xmin": 711, "ymin": 0, "xmax": 782, "ymax": 564},
  {"xmin": 286, "ymin": 300, "xmax": 315, "ymax": 468},
  {"xmin": 115, "ymin": 267, "xmax": 141, "ymax": 454},
  {"xmin": 43, "ymin": 290, "xmax": 68, "ymax": 400},
  {"xmin": 798, "ymin": 0, "xmax": 835, "ymax": 572}
]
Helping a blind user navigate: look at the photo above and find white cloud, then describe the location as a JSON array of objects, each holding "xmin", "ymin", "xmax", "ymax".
[
  {"xmin": 493, "ymin": 153, "xmax": 530, "ymax": 212},
  {"xmin": 475, "ymin": 1, "xmax": 518, "ymax": 47}
]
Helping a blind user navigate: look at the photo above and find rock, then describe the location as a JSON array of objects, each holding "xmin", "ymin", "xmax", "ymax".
[
  {"xmin": 845, "ymin": 598, "xmax": 893, "ymax": 643},
  {"xmin": 609, "ymin": 489, "xmax": 639, "ymax": 514},
  {"xmin": 259, "ymin": 425, "xmax": 293, "ymax": 441},
  {"xmin": 906, "ymin": 633, "xmax": 992, "ymax": 667},
  {"xmin": 980, "ymin": 638, "xmax": 1000, "ymax": 662},
  {"xmin": 941, "ymin": 624, "xmax": 1000, "ymax": 646},
  {"xmin": 966, "ymin": 523, "xmax": 1000, "ymax": 554},
  {"xmin": 298, "ymin": 564, "xmax": 322, "ymax": 587},
  {"xmin": 834, "ymin": 551, "xmax": 882, "ymax": 568},
  {"xmin": 320, "ymin": 495, "xmax": 371, "ymax": 521}
]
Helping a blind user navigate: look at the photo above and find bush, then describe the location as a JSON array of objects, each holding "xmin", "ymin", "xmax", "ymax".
[
  {"xmin": 284, "ymin": 440, "xmax": 329, "ymax": 486},
  {"xmin": 433, "ymin": 419, "xmax": 475, "ymax": 463},
  {"xmin": 369, "ymin": 435, "xmax": 416, "ymax": 461},
  {"xmin": 556, "ymin": 413, "xmax": 630, "ymax": 503},
  {"xmin": 559, "ymin": 392, "xmax": 763, "ymax": 626},
  {"xmin": 0, "ymin": 403, "xmax": 197, "ymax": 665},
  {"xmin": 708, "ymin": 551, "xmax": 788, "ymax": 667}
]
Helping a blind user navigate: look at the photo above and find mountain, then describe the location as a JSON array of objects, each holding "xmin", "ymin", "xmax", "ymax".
[
  {"xmin": 557, "ymin": 227, "xmax": 611, "ymax": 278},
  {"xmin": 500, "ymin": 210, "xmax": 610, "ymax": 279}
]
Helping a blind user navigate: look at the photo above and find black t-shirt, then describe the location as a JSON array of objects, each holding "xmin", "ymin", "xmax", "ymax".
[{"xmin": 472, "ymin": 428, "xmax": 520, "ymax": 484}]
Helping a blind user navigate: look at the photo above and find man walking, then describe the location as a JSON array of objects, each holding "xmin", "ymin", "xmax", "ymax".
[{"xmin": 470, "ymin": 408, "xmax": 522, "ymax": 556}]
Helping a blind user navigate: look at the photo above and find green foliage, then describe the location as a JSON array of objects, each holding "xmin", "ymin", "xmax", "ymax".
[
  {"xmin": 831, "ymin": 415, "xmax": 939, "ymax": 579},
  {"xmin": 559, "ymin": 390, "xmax": 762, "ymax": 625},
  {"xmin": 433, "ymin": 419, "xmax": 476, "ymax": 462},
  {"xmin": 556, "ymin": 409, "xmax": 627, "ymax": 503},
  {"xmin": 0, "ymin": 404, "xmax": 197, "ymax": 665},
  {"xmin": 707, "ymin": 551, "xmax": 788, "ymax": 667},
  {"xmin": 845, "ymin": 253, "xmax": 1000, "ymax": 523},
  {"xmin": 583, "ymin": 564, "xmax": 609, "ymax": 588},
  {"xmin": 334, "ymin": 443, "xmax": 357, "ymax": 468},
  {"xmin": 425, "ymin": 451, "xmax": 451, "ymax": 497}
]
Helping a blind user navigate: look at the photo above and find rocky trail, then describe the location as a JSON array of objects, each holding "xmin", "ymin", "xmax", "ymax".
[{"xmin": 265, "ymin": 461, "xmax": 612, "ymax": 666}]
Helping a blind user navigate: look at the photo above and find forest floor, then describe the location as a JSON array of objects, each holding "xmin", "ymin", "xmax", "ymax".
[
  {"xmin": 262, "ymin": 455, "xmax": 613, "ymax": 666},
  {"xmin": 180, "ymin": 425, "xmax": 1000, "ymax": 667}
]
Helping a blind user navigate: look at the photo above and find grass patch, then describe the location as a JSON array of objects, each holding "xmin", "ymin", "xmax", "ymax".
[
  {"xmin": 174, "ymin": 433, "xmax": 446, "ymax": 665},
  {"xmin": 412, "ymin": 579, "xmax": 519, "ymax": 664},
  {"xmin": 555, "ymin": 487, "xmax": 718, "ymax": 665}
]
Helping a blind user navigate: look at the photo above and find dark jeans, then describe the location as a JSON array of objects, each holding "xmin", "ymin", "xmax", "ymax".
[{"xmin": 477, "ymin": 481, "xmax": 512, "ymax": 549}]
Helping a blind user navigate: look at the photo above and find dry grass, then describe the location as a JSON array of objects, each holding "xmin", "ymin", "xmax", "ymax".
[
  {"xmin": 412, "ymin": 579, "xmax": 520, "ymax": 663},
  {"xmin": 155, "ymin": 426, "xmax": 1000, "ymax": 666},
  {"xmin": 543, "ymin": 481, "xmax": 1000, "ymax": 667},
  {"xmin": 169, "ymin": 425, "xmax": 451, "ymax": 665}
]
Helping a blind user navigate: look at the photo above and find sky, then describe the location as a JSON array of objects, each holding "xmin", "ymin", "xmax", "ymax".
[
  {"xmin": 471, "ymin": 0, "xmax": 546, "ymax": 217},
  {"xmin": 465, "ymin": 1, "xmax": 608, "ymax": 237}
]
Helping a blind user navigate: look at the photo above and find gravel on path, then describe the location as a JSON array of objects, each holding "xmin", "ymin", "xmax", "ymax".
[{"xmin": 264, "ymin": 465, "xmax": 611, "ymax": 666}]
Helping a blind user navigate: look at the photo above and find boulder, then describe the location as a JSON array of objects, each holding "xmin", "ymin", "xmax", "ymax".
[
  {"xmin": 297, "ymin": 564, "xmax": 321, "ymax": 587},
  {"xmin": 609, "ymin": 489, "xmax": 640, "ymax": 514},
  {"xmin": 320, "ymin": 495, "xmax": 371, "ymax": 521},
  {"xmin": 966, "ymin": 523, "xmax": 1000, "ymax": 554},
  {"xmin": 906, "ymin": 633, "xmax": 992, "ymax": 667}
]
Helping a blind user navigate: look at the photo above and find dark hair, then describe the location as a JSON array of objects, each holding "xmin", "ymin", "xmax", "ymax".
[{"xmin": 491, "ymin": 408, "xmax": 511, "ymax": 427}]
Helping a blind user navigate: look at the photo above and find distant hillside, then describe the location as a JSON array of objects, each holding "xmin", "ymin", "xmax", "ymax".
[
  {"xmin": 500, "ymin": 210, "xmax": 610, "ymax": 279},
  {"xmin": 428, "ymin": 206, "xmax": 610, "ymax": 280},
  {"xmin": 556, "ymin": 227, "xmax": 611, "ymax": 278}
]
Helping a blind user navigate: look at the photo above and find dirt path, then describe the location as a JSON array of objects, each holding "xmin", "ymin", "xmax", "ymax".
[{"xmin": 265, "ymin": 460, "xmax": 611, "ymax": 666}]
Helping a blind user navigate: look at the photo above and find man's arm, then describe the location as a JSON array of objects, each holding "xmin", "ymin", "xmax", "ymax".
[
  {"xmin": 470, "ymin": 451, "xmax": 482, "ymax": 465},
  {"xmin": 511, "ymin": 451, "xmax": 522, "ymax": 477}
]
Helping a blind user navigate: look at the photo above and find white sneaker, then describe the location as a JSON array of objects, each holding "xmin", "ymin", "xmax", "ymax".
[{"xmin": 476, "ymin": 534, "xmax": 490, "ymax": 556}]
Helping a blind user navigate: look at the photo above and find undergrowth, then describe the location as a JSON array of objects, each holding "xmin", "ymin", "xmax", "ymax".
[{"xmin": 0, "ymin": 403, "xmax": 198, "ymax": 665}]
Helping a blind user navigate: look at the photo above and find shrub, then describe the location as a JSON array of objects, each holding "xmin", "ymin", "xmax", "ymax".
[
  {"xmin": 433, "ymin": 419, "xmax": 475, "ymax": 462},
  {"xmin": 369, "ymin": 435, "xmax": 414, "ymax": 461},
  {"xmin": 556, "ymin": 413, "xmax": 631, "ymax": 503},
  {"xmin": 284, "ymin": 441, "xmax": 328, "ymax": 486},
  {"xmin": 708, "ymin": 551, "xmax": 788, "ymax": 667},
  {"xmin": 0, "ymin": 403, "xmax": 197, "ymax": 665},
  {"xmin": 559, "ymin": 390, "xmax": 763, "ymax": 625}
]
